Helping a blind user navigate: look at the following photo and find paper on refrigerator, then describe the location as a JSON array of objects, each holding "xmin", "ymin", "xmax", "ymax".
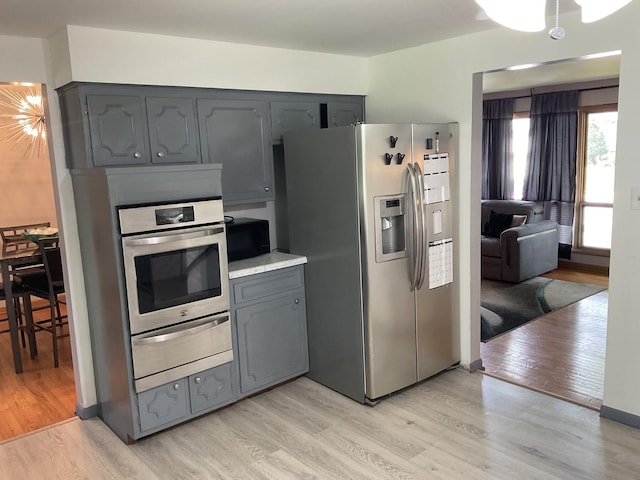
[{"xmin": 423, "ymin": 153, "xmax": 450, "ymax": 204}]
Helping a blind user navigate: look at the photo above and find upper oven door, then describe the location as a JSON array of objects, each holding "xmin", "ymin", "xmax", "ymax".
[{"xmin": 122, "ymin": 224, "xmax": 229, "ymax": 335}]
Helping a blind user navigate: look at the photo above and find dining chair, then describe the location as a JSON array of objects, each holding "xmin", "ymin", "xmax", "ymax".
[
  {"xmin": 0, "ymin": 222, "xmax": 51, "ymax": 253},
  {"xmin": 20, "ymin": 237, "xmax": 68, "ymax": 368}
]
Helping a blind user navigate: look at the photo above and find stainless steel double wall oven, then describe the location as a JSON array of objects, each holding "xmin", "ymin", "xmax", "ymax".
[{"xmin": 118, "ymin": 198, "xmax": 232, "ymax": 393}]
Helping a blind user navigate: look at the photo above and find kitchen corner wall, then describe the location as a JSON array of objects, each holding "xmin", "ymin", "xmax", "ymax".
[{"xmin": 365, "ymin": 6, "xmax": 640, "ymax": 419}]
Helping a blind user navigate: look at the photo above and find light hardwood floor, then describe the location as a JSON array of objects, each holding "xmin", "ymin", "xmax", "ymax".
[
  {"xmin": 0, "ymin": 303, "xmax": 76, "ymax": 442},
  {"xmin": 480, "ymin": 266, "xmax": 609, "ymax": 410},
  {"xmin": 1, "ymin": 369, "xmax": 639, "ymax": 479}
]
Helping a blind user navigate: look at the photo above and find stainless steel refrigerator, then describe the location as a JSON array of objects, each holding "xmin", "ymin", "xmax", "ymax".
[{"xmin": 284, "ymin": 123, "xmax": 460, "ymax": 404}]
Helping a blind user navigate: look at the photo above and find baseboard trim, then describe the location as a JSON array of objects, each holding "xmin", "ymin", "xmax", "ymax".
[
  {"xmin": 600, "ymin": 404, "xmax": 640, "ymax": 429},
  {"xmin": 468, "ymin": 358, "xmax": 484, "ymax": 373},
  {"xmin": 76, "ymin": 402, "xmax": 99, "ymax": 420},
  {"xmin": 559, "ymin": 259, "xmax": 609, "ymax": 276}
]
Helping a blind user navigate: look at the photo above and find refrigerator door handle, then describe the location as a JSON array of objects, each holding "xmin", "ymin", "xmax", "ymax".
[
  {"xmin": 415, "ymin": 162, "xmax": 428, "ymax": 290},
  {"xmin": 405, "ymin": 163, "xmax": 421, "ymax": 290}
]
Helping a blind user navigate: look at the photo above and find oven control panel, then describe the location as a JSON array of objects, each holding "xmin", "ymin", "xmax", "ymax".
[{"xmin": 118, "ymin": 198, "xmax": 224, "ymax": 235}]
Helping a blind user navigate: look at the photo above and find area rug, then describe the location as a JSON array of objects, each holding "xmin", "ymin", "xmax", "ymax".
[{"xmin": 481, "ymin": 277, "xmax": 605, "ymax": 342}]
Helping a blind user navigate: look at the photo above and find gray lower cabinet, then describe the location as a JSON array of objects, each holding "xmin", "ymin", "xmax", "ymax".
[
  {"xmin": 198, "ymin": 99, "xmax": 274, "ymax": 205},
  {"xmin": 138, "ymin": 378, "xmax": 189, "ymax": 432},
  {"xmin": 137, "ymin": 362, "xmax": 236, "ymax": 432},
  {"xmin": 231, "ymin": 266, "xmax": 309, "ymax": 396},
  {"xmin": 189, "ymin": 362, "xmax": 235, "ymax": 414}
]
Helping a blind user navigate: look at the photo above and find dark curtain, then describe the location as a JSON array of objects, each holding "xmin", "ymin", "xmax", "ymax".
[
  {"xmin": 523, "ymin": 90, "xmax": 579, "ymax": 259},
  {"xmin": 482, "ymin": 98, "xmax": 514, "ymax": 199}
]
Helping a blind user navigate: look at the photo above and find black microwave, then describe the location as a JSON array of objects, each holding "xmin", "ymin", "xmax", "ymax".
[{"xmin": 225, "ymin": 218, "xmax": 270, "ymax": 262}]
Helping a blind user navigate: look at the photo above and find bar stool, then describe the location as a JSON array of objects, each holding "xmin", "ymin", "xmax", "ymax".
[{"xmin": 19, "ymin": 238, "xmax": 68, "ymax": 367}]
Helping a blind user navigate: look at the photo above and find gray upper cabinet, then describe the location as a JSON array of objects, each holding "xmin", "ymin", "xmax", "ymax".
[
  {"xmin": 270, "ymin": 101, "xmax": 320, "ymax": 142},
  {"xmin": 86, "ymin": 95, "xmax": 148, "ymax": 167},
  {"xmin": 198, "ymin": 99, "xmax": 274, "ymax": 205},
  {"xmin": 58, "ymin": 83, "xmax": 364, "ymax": 205},
  {"xmin": 146, "ymin": 97, "xmax": 200, "ymax": 164},
  {"xmin": 327, "ymin": 101, "xmax": 364, "ymax": 127}
]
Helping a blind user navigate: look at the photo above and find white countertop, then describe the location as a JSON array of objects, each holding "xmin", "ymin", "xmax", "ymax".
[{"xmin": 228, "ymin": 252, "xmax": 307, "ymax": 279}]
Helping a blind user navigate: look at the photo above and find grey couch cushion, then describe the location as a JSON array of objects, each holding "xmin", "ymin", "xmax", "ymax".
[
  {"xmin": 481, "ymin": 236, "xmax": 501, "ymax": 258},
  {"xmin": 480, "ymin": 200, "xmax": 544, "ymax": 226}
]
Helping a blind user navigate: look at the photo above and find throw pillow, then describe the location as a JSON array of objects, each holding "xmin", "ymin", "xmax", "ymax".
[
  {"xmin": 483, "ymin": 210, "xmax": 513, "ymax": 238},
  {"xmin": 511, "ymin": 214, "xmax": 527, "ymax": 227}
]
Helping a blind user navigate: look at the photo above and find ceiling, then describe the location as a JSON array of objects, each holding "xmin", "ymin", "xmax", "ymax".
[
  {"xmin": 1, "ymin": 0, "xmax": 619, "ymax": 92},
  {"xmin": 1, "ymin": 0, "xmax": 581, "ymax": 58}
]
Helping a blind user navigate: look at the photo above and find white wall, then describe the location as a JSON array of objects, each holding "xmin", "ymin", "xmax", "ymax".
[
  {"xmin": 366, "ymin": 6, "xmax": 640, "ymax": 417},
  {"xmin": 59, "ymin": 26, "xmax": 368, "ymax": 94}
]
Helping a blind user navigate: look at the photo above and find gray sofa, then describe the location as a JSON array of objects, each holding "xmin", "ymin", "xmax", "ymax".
[{"xmin": 481, "ymin": 200, "xmax": 559, "ymax": 282}]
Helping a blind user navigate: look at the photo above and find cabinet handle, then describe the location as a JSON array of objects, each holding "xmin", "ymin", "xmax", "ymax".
[
  {"xmin": 173, "ymin": 383, "xmax": 180, "ymax": 391},
  {"xmin": 133, "ymin": 152, "xmax": 142, "ymax": 159},
  {"xmin": 295, "ymin": 298, "xmax": 300, "ymax": 304},
  {"xmin": 156, "ymin": 151, "xmax": 165, "ymax": 158},
  {"xmin": 264, "ymin": 186, "xmax": 270, "ymax": 192},
  {"xmin": 195, "ymin": 377, "xmax": 202, "ymax": 384}
]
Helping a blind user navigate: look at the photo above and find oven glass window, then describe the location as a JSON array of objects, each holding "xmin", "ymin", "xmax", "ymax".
[{"xmin": 134, "ymin": 244, "xmax": 222, "ymax": 314}]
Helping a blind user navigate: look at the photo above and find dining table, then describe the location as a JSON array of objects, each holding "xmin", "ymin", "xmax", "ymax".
[{"xmin": 1, "ymin": 242, "xmax": 43, "ymax": 373}]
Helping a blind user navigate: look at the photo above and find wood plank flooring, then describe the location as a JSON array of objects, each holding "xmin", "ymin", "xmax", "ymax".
[
  {"xmin": 2, "ymin": 369, "xmax": 640, "ymax": 479},
  {"xmin": 0, "ymin": 303, "xmax": 76, "ymax": 442},
  {"xmin": 481, "ymin": 266, "xmax": 609, "ymax": 410}
]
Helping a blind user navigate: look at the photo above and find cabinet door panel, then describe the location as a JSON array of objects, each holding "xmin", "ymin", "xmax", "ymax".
[
  {"xmin": 86, "ymin": 95, "xmax": 148, "ymax": 166},
  {"xmin": 146, "ymin": 97, "xmax": 200, "ymax": 164},
  {"xmin": 198, "ymin": 99, "xmax": 274, "ymax": 204},
  {"xmin": 327, "ymin": 101, "xmax": 363, "ymax": 128},
  {"xmin": 189, "ymin": 363, "xmax": 235, "ymax": 414},
  {"xmin": 236, "ymin": 291, "xmax": 308, "ymax": 394},
  {"xmin": 138, "ymin": 379, "xmax": 188, "ymax": 432},
  {"xmin": 270, "ymin": 101, "xmax": 320, "ymax": 142}
]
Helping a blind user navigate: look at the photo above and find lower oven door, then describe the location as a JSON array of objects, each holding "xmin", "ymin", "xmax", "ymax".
[
  {"xmin": 131, "ymin": 312, "xmax": 232, "ymax": 393},
  {"xmin": 122, "ymin": 223, "xmax": 229, "ymax": 335}
]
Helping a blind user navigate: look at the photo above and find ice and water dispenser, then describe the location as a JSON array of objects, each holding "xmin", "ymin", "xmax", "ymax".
[{"xmin": 374, "ymin": 195, "xmax": 407, "ymax": 263}]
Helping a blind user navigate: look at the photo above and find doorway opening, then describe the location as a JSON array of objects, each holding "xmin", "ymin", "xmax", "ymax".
[
  {"xmin": 477, "ymin": 54, "xmax": 619, "ymax": 410},
  {"xmin": 0, "ymin": 82, "xmax": 76, "ymax": 442}
]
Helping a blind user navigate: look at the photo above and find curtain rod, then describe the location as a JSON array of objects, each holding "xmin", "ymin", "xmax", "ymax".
[{"xmin": 484, "ymin": 79, "xmax": 619, "ymax": 101}]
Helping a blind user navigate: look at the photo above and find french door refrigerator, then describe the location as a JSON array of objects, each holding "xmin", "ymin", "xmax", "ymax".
[{"xmin": 284, "ymin": 123, "xmax": 460, "ymax": 404}]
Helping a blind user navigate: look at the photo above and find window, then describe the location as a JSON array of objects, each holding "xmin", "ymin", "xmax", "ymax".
[
  {"xmin": 575, "ymin": 106, "xmax": 617, "ymax": 252},
  {"xmin": 511, "ymin": 115, "xmax": 530, "ymax": 200}
]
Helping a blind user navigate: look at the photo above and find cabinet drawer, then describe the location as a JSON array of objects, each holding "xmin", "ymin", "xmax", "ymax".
[
  {"xmin": 189, "ymin": 363, "xmax": 235, "ymax": 414},
  {"xmin": 232, "ymin": 267, "xmax": 304, "ymax": 305},
  {"xmin": 138, "ymin": 379, "xmax": 188, "ymax": 432}
]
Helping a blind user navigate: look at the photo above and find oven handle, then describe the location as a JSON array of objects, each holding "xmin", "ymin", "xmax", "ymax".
[
  {"xmin": 124, "ymin": 226, "xmax": 224, "ymax": 247},
  {"xmin": 132, "ymin": 315, "xmax": 229, "ymax": 345}
]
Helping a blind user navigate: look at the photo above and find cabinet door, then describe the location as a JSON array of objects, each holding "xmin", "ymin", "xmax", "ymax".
[
  {"xmin": 189, "ymin": 363, "xmax": 235, "ymax": 414},
  {"xmin": 198, "ymin": 99, "xmax": 274, "ymax": 205},
  {"xmin": 86, "ymin": 95, "xmax": 148, "ymax": 166},
  {"xmin": 327, "ymin": 101, "xmax": 364, "ymax": 127},
  {"xmin": 270, "ymin": 101, "xmax": 320, "ymax": 142},
  {"xmin": 146, "ymin": 97, "xmax": 200, "ymax": 164},
  {"xmin": 236, "ymin": 291, "xmax": 308, "ymax": 395},
  {"xmin": 138, "ymin": 379, "xmax": 188, "ymax": 432}
]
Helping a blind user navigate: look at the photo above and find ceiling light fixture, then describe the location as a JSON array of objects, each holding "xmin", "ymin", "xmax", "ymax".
[
  {"xmin": 476, "ymin": 0, "xmax": 633, "ymax": 39},
  {"xmin": 0, "ymin": 85, "xmax": 47, "ymax": 159}
]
